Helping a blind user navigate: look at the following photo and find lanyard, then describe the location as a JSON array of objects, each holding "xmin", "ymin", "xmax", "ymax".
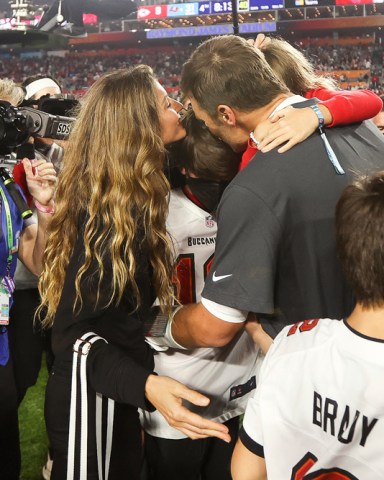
[
  {"xmin": 319, "ymin": 127, "xmax": 345, "ymax": 175},
  {"xmin": 0, "ymin": 184, "xmax": 15, "ymax": 274}
]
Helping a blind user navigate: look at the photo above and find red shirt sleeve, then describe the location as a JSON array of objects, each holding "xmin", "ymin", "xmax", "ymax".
[
  {"xmin": 305, "ymin": 87, "xmax": 383, "ymax": 127},
  {"xmin": 12, "ymin": 163, "xmax": 33, "ymax": 207}
]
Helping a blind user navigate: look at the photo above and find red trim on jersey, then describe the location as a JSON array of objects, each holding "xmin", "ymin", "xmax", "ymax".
[{"xmin": 182, "ymin": 186, "xmax": 207, "ymax": 211}]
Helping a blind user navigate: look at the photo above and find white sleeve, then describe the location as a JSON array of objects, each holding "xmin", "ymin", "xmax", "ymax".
[{"xmin": 201, "ymin": 296, "xmax": 247, "ymax": 323}]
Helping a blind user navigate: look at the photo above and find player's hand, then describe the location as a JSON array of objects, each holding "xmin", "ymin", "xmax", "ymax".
[
  {"xmin": 145, "ymin": 374, "xmax": 231, "ymax": 442},
  {"xmin": 254, "ymin": 106, "xmax": 320, "ymax": 154},
  {"xmin": 23, "ymin": 158, "xmax": 57, "ymax": 208},
  {"xmin": 246, "ymin": 33, "xmax": 271, "ymax": 50},
  {"xmin": 245, "ymin": 314, "xmax": 273, "ymax": 354}
]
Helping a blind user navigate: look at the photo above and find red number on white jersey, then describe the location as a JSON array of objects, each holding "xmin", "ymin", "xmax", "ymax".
[
  {"xmin": 287, "ymin": 319, "xmax": 320, "ymax": 337},
  {"xmin": 291, "ymin": 452, "xmax": 358, "ymax": 480},
  {"xmin": 175, "ymin": 253, "xmax": 214, "ymax": 304}
]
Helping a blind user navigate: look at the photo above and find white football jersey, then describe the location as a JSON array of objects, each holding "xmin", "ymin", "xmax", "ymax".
[
  {"xmin": 242, "ymin": 318, "xmax": 384, "ymax": 479},
  {"xmin": 141, "ymin": 189, "xmax": 262, "ymax": 439}
]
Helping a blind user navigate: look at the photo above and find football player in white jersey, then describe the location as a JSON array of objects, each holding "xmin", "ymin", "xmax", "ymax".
[
  {"xmin": 232, "ymin": 171, "xmax": 384, "ymax": 480},
  {"xmin": 142, "ymin": 111, "xmax": 266, "ymax": 480}
]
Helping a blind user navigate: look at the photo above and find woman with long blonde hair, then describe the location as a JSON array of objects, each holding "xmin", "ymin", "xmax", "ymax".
[{"xmin": 40, "ymin": 65, "xmax": 230, "ymax": 480}]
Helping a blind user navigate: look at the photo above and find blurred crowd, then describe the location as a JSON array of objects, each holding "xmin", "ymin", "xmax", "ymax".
[
  {"xmin": 0, "ymin": 41, "xmax": 383, "ymax": 98},
  {"xmin": 306, "ymin": 43, "xmax": 382, "ymax": 71}
]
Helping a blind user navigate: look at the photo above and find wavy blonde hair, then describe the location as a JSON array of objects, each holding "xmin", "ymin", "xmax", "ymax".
[
  {"xmin": 38, "ymin": 66, "xmax": 175, "ymax": 327},
  {"xmin": 263, "ymin": 38, "xmax": 337, "ymax": 95}
]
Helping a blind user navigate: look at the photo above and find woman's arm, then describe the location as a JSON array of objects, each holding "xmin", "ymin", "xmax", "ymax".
[
  {"xmin": 254, "ymin": 89, "xmax": 383, "ymax": 154},
  {"xmin": 57, "ymin": 231, "xmax": 231, "ymax": 443},
  {"xmin": 311, "ymin": 87, "xmax": 383, "ymax": 126},
  {"xmin": 18, "ymin": 158, "xmax": 56, "ymax": 275},
  {"xmin": 145, "ymin": 374, "xmax": 231, "ymax": 441}
]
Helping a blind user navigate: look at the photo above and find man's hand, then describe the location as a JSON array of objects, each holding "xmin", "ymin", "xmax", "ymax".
[
  {"xmin": 23, "ymin": 158, "xmax": 57, "ymax": 208},
  {"xmin": 145, "ymin": 374, "xmax": 231, "ymax": 442}
]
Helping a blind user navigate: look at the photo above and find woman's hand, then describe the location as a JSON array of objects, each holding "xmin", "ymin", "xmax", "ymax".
[
  {"xmin": 23, "ymin": 158, "xmax": 57, "ymax": 207},
  {"xmin": 145, "ymin": 374, "xmax": 231, "ymax": 442}
]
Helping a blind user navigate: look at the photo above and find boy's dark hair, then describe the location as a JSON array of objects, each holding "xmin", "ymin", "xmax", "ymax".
[
  {"xmin": 176, "ymin": 109, "xmax": 241, "ymax": 181},
  {"xmin": 336, "ymin": 171, "xmax": 384, "ymax": 309}
]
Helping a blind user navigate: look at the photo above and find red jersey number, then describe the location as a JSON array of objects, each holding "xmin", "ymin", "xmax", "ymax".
[
  {"xmin": 175, "ymin": 253, "xmax": 214, "ymax": 304},
  {"xmin": 287, "ymin": 319, "xmax": 320, "ymax": 337},
  {"xmin": 291, "ymin": 452, "xmax": 358, "ymax": 480}
]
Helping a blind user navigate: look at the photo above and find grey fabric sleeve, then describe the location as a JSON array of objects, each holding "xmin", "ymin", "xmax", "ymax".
[{"xmin": 202, "ymin": 184, "xmax": 282, "ymax": 315}]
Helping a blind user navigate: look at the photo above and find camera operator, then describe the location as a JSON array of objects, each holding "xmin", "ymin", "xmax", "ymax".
[
  {"xmin": 22, "ymin": 75, "xmax": 67, "ymax": 171},
  {"xmin": 0, "ymin": 78, "xmax": 57, "ymax": 480},
  {"xmin": 10, "ymin": 75, "xmax": 66, "ymax": 405},
  {"xmin": 9, "ymin": 75, "xmax": 70, "ymax": 480}
]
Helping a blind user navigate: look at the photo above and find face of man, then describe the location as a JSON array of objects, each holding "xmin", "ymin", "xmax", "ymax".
[
  {"xmin": 189, "ymin": 98, "xmax": 248, "ymax": 153},
  {"xmin": 372, "ymin": 111, "xmax": 384, "ymax": 134}
]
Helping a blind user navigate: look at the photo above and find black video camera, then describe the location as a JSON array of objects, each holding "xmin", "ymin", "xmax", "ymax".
[
  {"xmin": 23, "ymin": 93, "xmax": 79, "ymax": 118},
  {"xmin": 0, "ymin": 100, "xmax": 76, "ymax": 149}
]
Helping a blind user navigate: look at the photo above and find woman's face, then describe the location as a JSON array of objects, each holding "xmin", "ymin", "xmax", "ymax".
[{"xmin": 155, "ymin": 81, "xmax": 186, "ymax": 145}]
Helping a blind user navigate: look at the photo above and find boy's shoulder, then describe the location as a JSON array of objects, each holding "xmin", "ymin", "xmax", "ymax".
[{"xmin": 270, "ymin": 318, "xmax": 342, "ymax": 358}]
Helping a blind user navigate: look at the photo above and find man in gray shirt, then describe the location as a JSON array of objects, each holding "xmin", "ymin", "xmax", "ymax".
[{"xmin": 163, "ymin": 35, "xmax": 384, "ymax": 349}]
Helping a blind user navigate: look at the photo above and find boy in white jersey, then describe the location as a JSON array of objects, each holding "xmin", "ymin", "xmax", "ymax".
[
  {"xmin": 142, "ymin": 111, "xmax": 265, "ymax": 480},
  {"xmin": 232, "ymin": 171, "xmax": 384, "ymax": 480}
]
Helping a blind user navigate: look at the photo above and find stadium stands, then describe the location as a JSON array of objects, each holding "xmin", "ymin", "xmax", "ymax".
[{"xmin": 0, "ymin": 41, "xmax": 382, "ymax": 98}]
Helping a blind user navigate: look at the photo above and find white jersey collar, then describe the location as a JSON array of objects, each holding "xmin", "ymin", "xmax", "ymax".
[{"xmin": 269, "ymin": 95, "xmax": 308, "ymax": 118}]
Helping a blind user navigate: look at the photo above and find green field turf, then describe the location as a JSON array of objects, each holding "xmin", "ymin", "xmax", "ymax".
[{"xmin": 19, "ymin": 360, "xmax": 49, "ymax": 480}]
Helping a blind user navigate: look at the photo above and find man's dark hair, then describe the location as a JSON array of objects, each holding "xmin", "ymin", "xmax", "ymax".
[
  {"xmin": 181, "ymin": 35, "xmax": 289, "ymax": 118},
  {"xmin": 176, "ymin": 109, "xmax": 241, "ymax": 181},
  {"xmin": 336, "ymin": 171, "xmax": 384, "ymax": 309}
]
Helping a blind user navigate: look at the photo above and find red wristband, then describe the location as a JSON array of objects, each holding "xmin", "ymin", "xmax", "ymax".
[{"xmin": 34, "ymin": 199, "xmax": 55, "ymax": 214}]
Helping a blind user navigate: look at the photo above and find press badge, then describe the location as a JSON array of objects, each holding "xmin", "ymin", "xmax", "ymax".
[{"xmin": 0, "ymin": 279, "xmax": 11, "ymax": 325}]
